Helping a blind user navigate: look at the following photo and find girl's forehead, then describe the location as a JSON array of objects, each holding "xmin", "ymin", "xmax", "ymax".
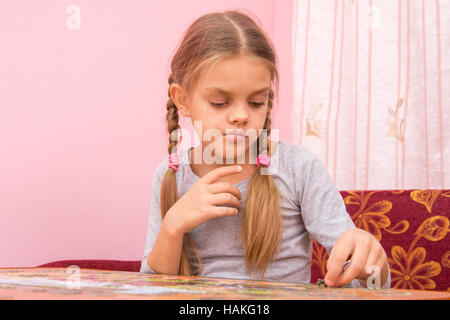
[
  {"xmin": 205, "ymin": 56, "xmax": 269, "ymax": 78},
  {"xmin": 196, "ymin": 58, "xmax": 271, "ymax": 94},
  {"xmin": 203, "ymin": 86, "xmax": 270, "ymax": 96}
]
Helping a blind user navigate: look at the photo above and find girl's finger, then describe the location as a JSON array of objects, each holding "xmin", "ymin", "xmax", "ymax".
[
  {"xmin": 325, "ymin": 241, "xmax": 353, "ymax": 287},
  {"xmin": 207, "ymin": 204, "xmax": 239, "ymax": 217},
  {"xmin": 334, "ymin": 243, "xmax": 369, "ymax": 286},
  {"xmin": 207, "ymin": 182, "xmax": 242, "ymax": 201},
  {"xmin": 202, "ymin": 165, "xmax": 242, "ymax": 185},
  {"xmin": 209, "ymin": 193, "xmax": 241, "ymax": 209}
]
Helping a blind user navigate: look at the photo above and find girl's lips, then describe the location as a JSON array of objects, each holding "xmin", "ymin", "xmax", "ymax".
[{"xmin": 224, "ymin": 134, "xmax": 245, "ymax": 142}]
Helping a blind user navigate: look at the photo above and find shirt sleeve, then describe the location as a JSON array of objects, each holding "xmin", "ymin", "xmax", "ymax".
[
  {"xmin": 139, "ymin": 164, "xmax": 165, "ymax": 274},
  {"xmin": 297, "ymin": 148, "xmax": 391, "ymax": 289},
  {"xmin": 298, "ymin": 150, "xmax": 356, "ymax": 253}
]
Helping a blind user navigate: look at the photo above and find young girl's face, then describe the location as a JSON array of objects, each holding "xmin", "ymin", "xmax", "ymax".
[{"xmin": 173, "ymin": 54, "xmax": 272, "ymax": 163}]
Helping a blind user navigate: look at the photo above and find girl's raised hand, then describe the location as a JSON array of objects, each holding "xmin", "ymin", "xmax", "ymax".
[
  {"xmin": 164, "ymin": 165, "xmax": 244, "ymax": 235},
  {"xmin": 324, "ymin": 228, "xmax": 389, "ymax": 288}
]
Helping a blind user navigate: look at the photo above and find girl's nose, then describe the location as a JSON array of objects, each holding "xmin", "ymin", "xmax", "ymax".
[{"xmin": 228, "ymin": 102, "xmax": 249, "ymax": 123}]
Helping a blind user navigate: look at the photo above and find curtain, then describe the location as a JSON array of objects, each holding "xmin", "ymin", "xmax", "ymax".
[{"xmin": 291, "ymin": 0, "xmax": 449, "ymax": 191}]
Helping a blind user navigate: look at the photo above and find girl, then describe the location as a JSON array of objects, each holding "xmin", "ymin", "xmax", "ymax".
[{"xmin": 140, "ymin": 10, "xmax": 390, "ymax": 288}]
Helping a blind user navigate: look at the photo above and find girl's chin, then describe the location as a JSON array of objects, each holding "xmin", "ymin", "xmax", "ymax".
[
  {"xmin": 209, "ymin": 142, "xmax": 247, "ymax": 161},
  {"xmin": 218, "ymin": 147, "xmax": 247, "ymax": 159}
]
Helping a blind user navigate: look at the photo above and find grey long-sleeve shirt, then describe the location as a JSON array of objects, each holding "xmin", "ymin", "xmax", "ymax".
[{"xmin": 140, "ymin": 140, "xmax": 390, "ymax": 288}]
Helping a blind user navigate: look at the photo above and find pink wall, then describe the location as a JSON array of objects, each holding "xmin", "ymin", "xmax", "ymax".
[{"xmin": 0, "ymin": 0, "xmax": 294, "ymax": 267}]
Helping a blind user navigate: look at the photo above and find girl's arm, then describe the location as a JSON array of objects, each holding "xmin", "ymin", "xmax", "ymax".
[
  {"xmin": 141, "ymin": 163, "xmax": 186, "ymax": 275},
  {"xmin": 147, "ymin": 216, "xmax": 184, "ymax": 275},
  {"xmin": 295, "ymin": 148, "xmax": 390, "ymax": 288},
  {"xmin": 140, "ymin": 163, "xmax": 171, "ymax": 274}
]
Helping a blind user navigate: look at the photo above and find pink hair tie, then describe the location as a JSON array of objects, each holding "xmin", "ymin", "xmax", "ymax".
[
  {"xmin": 168, "ymin": 153, "xmax": 180, "ymax": 172},
  {"xmin": 257, "ymin": 154, "xmax": 270, "ymax": 167}
]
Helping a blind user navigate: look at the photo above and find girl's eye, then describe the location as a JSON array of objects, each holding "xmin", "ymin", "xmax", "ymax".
[
  {"xmin": 210, "ymin": 102, "xmax": 227, "ymax": 107},
  {"xmin": 209, "ymin": 101, "xmax": 266, "ymax": 107},
  {"xmin": 250, "ymin": 102, "xmax": 266, "ymax": 106}
]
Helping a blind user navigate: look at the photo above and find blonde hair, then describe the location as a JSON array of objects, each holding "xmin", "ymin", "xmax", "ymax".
[{"xmin": 160, "ymin": 10, "xmax": 281, "ymax": 280}]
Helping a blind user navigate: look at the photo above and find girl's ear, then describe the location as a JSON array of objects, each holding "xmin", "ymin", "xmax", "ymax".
[{"xmin": 170, "ymin": 83, "xmax": 191, "ymax": 117}]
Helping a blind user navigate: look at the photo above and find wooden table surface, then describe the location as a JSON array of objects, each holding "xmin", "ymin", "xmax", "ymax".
[{"xmin": 0, "ymin": 267, "xmax": 449, "ymax": 300}]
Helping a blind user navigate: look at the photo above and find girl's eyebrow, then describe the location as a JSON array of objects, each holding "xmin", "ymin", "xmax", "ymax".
[{"xmin": 204, "ymin": 86, "xmax": 270, "ymax": 95}]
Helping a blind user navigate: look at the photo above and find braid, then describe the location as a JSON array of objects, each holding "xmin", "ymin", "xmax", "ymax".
[
  {"xmin": 241, "ymin": 87, "xmax": 281, "ymax": 279},
  {"xmin": 265, "ymin": 88, "xmax": 274, "ymax": 137},
  {"xmin": 259, "ymin": 88, "xmax": 275, "ymax": 157},
  {"xmin": 162, "ymin": 74, "xmax": 202, "ymax": 276},
  {"xmin": 166, "ymin": 75, "xmax": 181, "ymax": 156}
]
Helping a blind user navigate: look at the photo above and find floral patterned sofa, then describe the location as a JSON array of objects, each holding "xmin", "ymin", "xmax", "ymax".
[
  {"xmin": 311, "ymin": 189, "xmax": 449, "ymax": 292},
  {"xmin": 38, "ymin": 189, "xmax": 450, "ymax": 292}
]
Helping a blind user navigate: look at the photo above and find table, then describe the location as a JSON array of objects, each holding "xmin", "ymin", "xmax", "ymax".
[{"xmin": 0, "ymin": 268, "xmax": 449, "ymax": 300}]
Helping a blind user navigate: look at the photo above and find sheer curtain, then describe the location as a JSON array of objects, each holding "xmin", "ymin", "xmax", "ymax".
[{"xmin": 291, "ymin": 0, "xmax": 449, "ymax": 190}]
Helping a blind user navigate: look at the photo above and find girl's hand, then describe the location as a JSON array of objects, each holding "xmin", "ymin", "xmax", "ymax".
[
  {"xmin": 164, "ymin": 165, "xmax": 244, "ymax": 235},
  {"xmin": 324, "ymin": 228, "xmax": 389, "ymax": 288}
]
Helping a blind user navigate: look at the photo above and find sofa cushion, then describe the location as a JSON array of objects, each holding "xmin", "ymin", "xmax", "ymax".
[
  {"xmin": 38, "ymin": 259, "xmax": 141, "ymax": 272},
  {"xmin": 311, "ymin": 189, "xmax": 450, "ymax": 292}
]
